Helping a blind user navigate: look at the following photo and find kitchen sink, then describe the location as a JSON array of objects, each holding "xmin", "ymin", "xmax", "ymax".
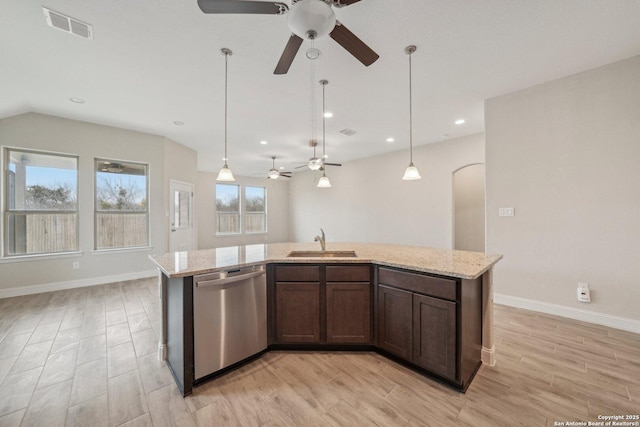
[{"xmin": 286, "ymin": 250, "xmax": 358, "ymax": 258}]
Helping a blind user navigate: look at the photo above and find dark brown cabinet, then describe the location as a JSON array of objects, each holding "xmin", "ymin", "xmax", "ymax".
[
  {"xmin": 377, "ymin": 284, "xmax": 412, "ymax": 359},
  {"xmin": 376, "ymin": 266, "xmax": 481, "ymax": 390},
  {"xmin": 274, "ymin": 266, "xmax": 321, "ymax": 343},
  {"xmin": 276, "ymin": 282, "xmax": 320, "ymax": 343},
  {"xmin": 272, "ymin": 264, "xmax": 372, "ymax": 345},
  {"xmin": 269, "ymin": 263, "xmax": 480, "ymax": 391},
  {"xmin": 412, "ymin": 293, "xmax": 456, "ymax": 380}
]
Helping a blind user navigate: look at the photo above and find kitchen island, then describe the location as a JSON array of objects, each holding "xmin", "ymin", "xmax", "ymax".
[{"xmin": 149, "ymin": 242, "xmax": 502, "ymax": 395}]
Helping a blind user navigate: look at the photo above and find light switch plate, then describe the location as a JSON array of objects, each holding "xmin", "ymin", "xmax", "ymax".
[{"xmin": 498, "ymin": 207, "xmax": 515, "ymax": 217}]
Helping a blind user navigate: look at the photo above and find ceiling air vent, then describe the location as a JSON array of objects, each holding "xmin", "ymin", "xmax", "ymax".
[
  {"xmin": 339, "ymin": 128, "xmax": 357, "ymax": 136},
  {"xmin": 43, "ymin": 7, "xmax": 93, "ymax": 40}
]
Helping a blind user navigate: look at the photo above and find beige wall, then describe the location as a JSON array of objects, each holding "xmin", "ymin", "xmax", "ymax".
[
  {"xmin": 0, "ymin": 113, "xmax": 197, "ymax": 293},
  {"xmin": 453, "ymin": 163, "xmax": 485, "ymax": 252},
  {"xmin": 164, "ymin": 138, "xmax": 199, "ymax": 250},
  {"xmin": 486, "ymin": 55, "xmax": 640, "ymax": 321},
  {"xmin": 197, "ymin": 172, "xmax": 290, "ymax": 249},
  {"xmin": 289, "ymin": 134, "xmax": 485, "ymax": 247}
]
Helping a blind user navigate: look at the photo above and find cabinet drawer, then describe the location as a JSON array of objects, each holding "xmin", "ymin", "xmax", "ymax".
[
  {"xmin": 326, "ymin": 265, "xmax": 371, "ymax": 282},
  {"xmin": 378, "ymin": 268, "xmax": 456, "ymax": 301},
  {"xmin": 275, "ymin": 265, "xmax": 320, "ymax": 282}
]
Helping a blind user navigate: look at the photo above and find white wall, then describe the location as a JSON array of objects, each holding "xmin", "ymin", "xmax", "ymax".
[
  {"xmin": 486, "ymin": 55, "xmax": 640, "ymax": 321},
  {"xmin": 0, "ymin": 113, "xmax": 197, "ymax": 295},
  {"xmin": 289, "ymin": 134, "xmax": 484, "ymax": 247},
  {"xmin": 197, "ymin": 172, "xmax": 290, "ymax": 249}
]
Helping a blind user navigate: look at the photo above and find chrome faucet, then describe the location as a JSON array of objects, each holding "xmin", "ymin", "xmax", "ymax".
[{"xmin": 314, "ymin": 228, "xmax": 326, "ymax": 251}]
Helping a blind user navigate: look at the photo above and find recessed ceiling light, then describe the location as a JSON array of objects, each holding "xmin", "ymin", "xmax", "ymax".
[
  {"xmin": 279, "ymin": 166, "xmax": 284, "ymax": 170},
  {"xmin": 260, "ymin": 140, "xmax": 268, "ymax": 145},
  {"xmin": 69, "ymin": 97, "xmax": 85, "ymax": 103},
  {"xmin": 386, "ymin": 137, "xmax": 394, "ymax": 143},
  {"xmin": 173, "ymin": 121, "xmax": 184, "ymax": 126},
  {"xmin": 455, "ymin": 119, "xmax": 465, "ymax": 125},
  {"xmin": 323, "ymin": 112, "xmax": 333, "ymax": 118}
]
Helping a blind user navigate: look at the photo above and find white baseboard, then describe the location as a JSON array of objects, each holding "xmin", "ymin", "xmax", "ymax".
[
  {"xmin": 0, "ymin": 270, "xmax": 158, "ymax": 299},
  {"xmin": 494, "ymin": 293, "xmax": 640, "ymax": 334}
]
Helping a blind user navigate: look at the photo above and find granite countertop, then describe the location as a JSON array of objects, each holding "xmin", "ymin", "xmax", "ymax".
[{"xmin": 148, "ymin": 242, "xmax": 502, "ymax": 280}]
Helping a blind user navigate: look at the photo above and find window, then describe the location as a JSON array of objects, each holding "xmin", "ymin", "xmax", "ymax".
[
  {"xmin": 95, "ymin": 159, "xmax": 148, "ymax": 250},
  {"xmin": 245, "ymin": 186, "xmax": 266, "ymax": 233},
  {"xmin": 4, "ymin": 148, "xmax": 78, "ymax": 256},
  {"xmin": 216, "ymin": 184, "xmax": 240, "ymax": 235}
]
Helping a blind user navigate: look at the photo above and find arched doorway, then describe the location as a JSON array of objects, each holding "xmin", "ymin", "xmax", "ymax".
[{"xmin": 453, "ymin": 163, "xmax": 485, "ymax": 252}]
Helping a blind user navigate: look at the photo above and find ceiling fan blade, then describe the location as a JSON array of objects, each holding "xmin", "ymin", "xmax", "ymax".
[
  {"xmin": 274, "ymin": 34, "xmax": 303, "ymax": 75},
  {"xmin": 330, "ymin": 22, "xmax": 379, "ymax": 66},
  {"xmin": 334, "ymin": 0, "xmax": 362, "ymax": 6},
  {"xmin": 197, "ymin": 0, "xmax": 288, "ymax": 14},
  {"xmin": 324, "ymin": 162, "xmax": 342, "ymax": 167},
  {"xmin": 294, "ymin": 164, "xmax": 309, "ymax": 169}
]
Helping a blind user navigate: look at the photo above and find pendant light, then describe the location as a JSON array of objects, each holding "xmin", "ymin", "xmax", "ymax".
[
  {"xmin": 317, "ymin": 79, "xmax": 331, "ymax": 188},
  {"xmin": 217, "ymin": 48, "xmax": 235, "ymax": 182},
  {"xmin": 402, "ymin": 45, "xmax": 422, "ymax": 181}
]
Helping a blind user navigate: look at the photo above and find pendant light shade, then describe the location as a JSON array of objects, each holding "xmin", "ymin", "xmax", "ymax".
[
  {"xmin": 317, "ymin": 79, "xmax": 331, "ymax": 188},
  {"xmin": 217, "ymin": 165, "xmax": 235, "ymax": 181},
  {"xmin": 402, "ymin": 45, "xmax": 422, "ymax": 181},
  {"xmin": 317, "ymin": 171, "xmax": 332, "ymax": 188},
  {"xmin": 402, "ymin": 164, "xmax": 421, "ymax": 180},
  {"xmin": 217, "ymin": 48, "xmax": 235, "ymax": 182}
]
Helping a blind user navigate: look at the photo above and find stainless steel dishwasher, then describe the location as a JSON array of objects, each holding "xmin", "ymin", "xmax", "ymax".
[{"xmin": 193, "ymin": 265, "xmax": 267, "ymax": 381}]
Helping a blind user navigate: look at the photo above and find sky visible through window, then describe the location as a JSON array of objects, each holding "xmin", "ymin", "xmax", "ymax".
[{"xmin": 11, "ymin": 164, "xmax": 78, "ymax": 193}]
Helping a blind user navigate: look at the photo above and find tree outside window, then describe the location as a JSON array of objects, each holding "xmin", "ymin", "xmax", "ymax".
[
  {"xmin": 245, "ymin": 186, "xmax": 266, "ymax": 233},
  {"xmin": 4, "ymin": 149, "xmax": 78, "ymax": 256},
  {"xmin": 216, "ymin": 184, "xmax": 240, "ymax": 235},
  {"xmin": 95, "ymin": 159, "xmax": 148, "ymax": 249}
]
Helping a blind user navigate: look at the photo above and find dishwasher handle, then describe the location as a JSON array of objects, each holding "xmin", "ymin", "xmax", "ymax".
[{"xmin": 195, "ymin": 270, "xmax": 265, "ymax": 289}]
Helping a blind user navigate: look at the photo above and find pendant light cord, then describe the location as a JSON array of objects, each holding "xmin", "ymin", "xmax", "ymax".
[
  {"xmin": 310, "ymin": 49, "xmax": 317, "ymax": 148},
  {"xmin": 322, "ymin": 82, "xmax": 326, "ymax": 158},
  {"xmin": 224, "ymin": 51, "xmax": 229, "ymax": 167},
  {"xmin": 409, "ymin": 50, "xmax": 413, "ymax": 165}
]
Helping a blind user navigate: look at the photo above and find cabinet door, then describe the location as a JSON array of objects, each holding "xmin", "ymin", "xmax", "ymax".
[
  {"xmin": 326, "ymin": 283, "xmax": 371, "ymax": 344},
  {"xmin": 275, "ymin": 283, "xmax": 320, "ymax": 343},
  {"xmin": 377, "ymin": 285, "xmax": 413, "ymax": 360},
  {"xmin": 412, "ymin": 293, "xmax": 456, "ymax": 380}
]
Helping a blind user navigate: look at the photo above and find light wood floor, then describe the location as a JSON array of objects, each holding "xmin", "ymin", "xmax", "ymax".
[{"xmin": 0, "ymin": 278, "xmax": 638, "ymax": 426}]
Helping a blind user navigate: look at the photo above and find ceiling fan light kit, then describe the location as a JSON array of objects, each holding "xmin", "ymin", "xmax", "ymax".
[
  {"xmin": 288, "ymin": 0, "xmax": 336, "ymax": 39},
  {"xmin": 402, "ymin": 45, "xmax": 422, "ymax": 181},
  {"xmin": 217, "ymin": 47, "xmax": 236, "ymax": 182},
  {"xmin": 198, "ymin": 0, "xmax": 377, "ymax": 75},
  {"xmin": 267, "ymin": 156, "xmax": 292, "ymax": 179}
]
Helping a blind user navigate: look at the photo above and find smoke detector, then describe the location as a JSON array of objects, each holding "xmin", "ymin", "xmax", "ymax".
[{"xmin": 43, "ymin": 7, "xmax": 93, "ymax": 40}]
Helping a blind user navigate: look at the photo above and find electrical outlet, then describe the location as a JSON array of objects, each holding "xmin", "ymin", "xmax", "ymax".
[
  {"xmin": 72, "ymin": 261, "xmax": 80, "ymax": 270},
  {"xmin": 498, "ymin": 207, "xmax": 515, "ymax": 217},
  {"xmin": 577, "ymin": 282, "xmax": 590, "ymax": 302}
]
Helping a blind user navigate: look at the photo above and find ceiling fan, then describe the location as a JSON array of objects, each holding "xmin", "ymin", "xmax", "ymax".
[
  {"xmin": 197, "ymin": 0, "xmax": 380, "ymax": 74},
  {"xmin": 267, "ymin": 156, "xmax": 292, "ymax": 179},
  {"xmin": 294, "ymin": 139, "xmax": 342, "ymax": 170}
]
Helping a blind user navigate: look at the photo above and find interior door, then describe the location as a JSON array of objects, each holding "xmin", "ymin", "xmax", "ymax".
[{"xmin": 170, "ymin": 180, "xmax": 194, "ymax": 252}]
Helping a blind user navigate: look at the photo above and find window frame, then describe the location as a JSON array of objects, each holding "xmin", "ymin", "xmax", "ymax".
[
  {"xmin": 215, "ymin": 183, "xmax": 241, "ymax": 236},
  {"xmin": 3, "ymin": 147, "xmax": 80, "ymax": 258},
  {"xmin": 94, "ymin": 158, "xmax": 150, "ymax": 251},
  {"xmin": 244, "ymin": 185, "xmax": 267, "ymax": 235}
]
